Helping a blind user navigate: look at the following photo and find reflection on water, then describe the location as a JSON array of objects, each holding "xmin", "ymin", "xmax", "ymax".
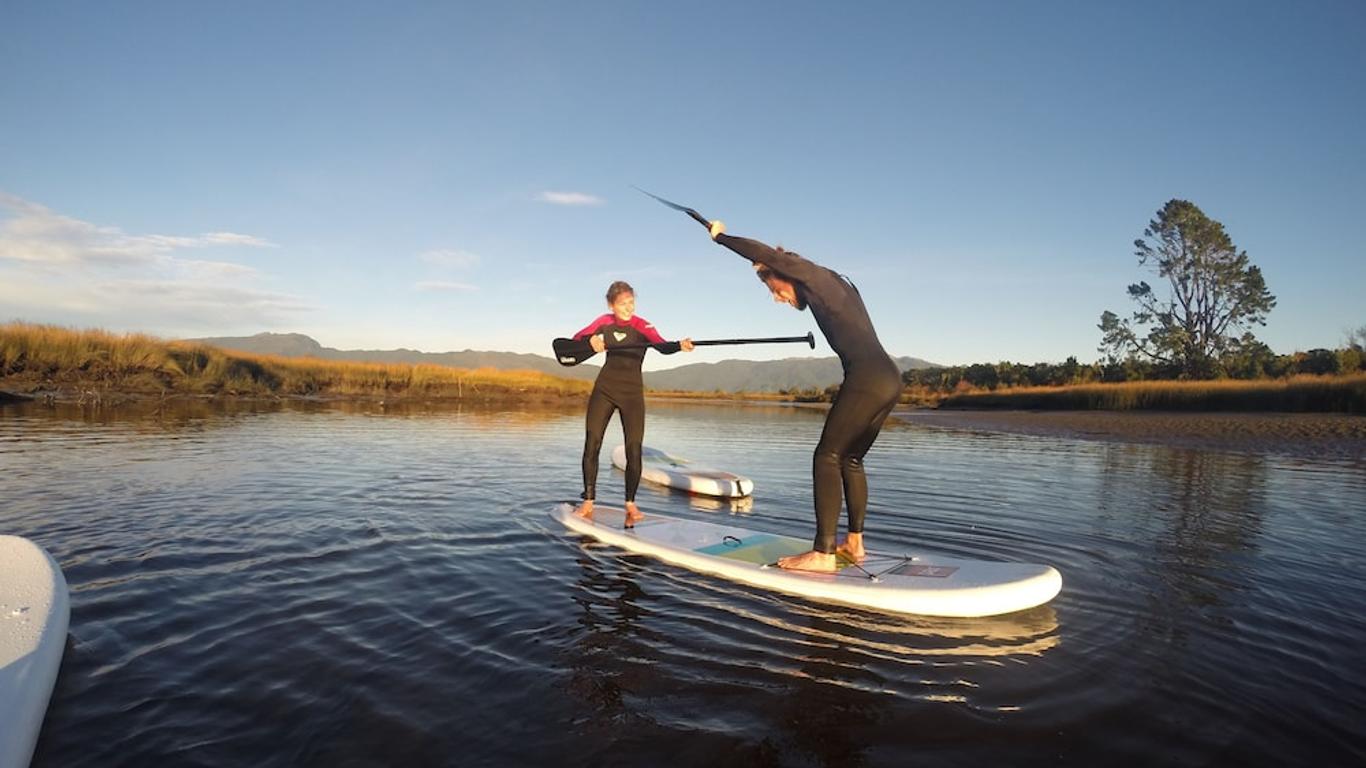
[
  {"xmin": 3, "ymin": 399, "xmax": 1365, "ymax": 767},
  {"xmin": 561, "ymin": 540, "xmax": 1060, "ymax": 768}
]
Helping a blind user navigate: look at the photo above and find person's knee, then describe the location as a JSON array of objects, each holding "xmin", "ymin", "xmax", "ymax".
[{"xmin": 813, "ymin": 444, "xmax": 844, "ymax": 471}]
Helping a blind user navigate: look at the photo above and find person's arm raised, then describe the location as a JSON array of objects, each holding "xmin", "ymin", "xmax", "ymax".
[{"xmin": 711, "ymin": 225, "xmax": 825, "ymax": 286}]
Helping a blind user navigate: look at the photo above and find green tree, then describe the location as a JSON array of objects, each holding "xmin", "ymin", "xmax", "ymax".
[
  {"xmin": 1221, "ymin": 333, "xmax": 1277, "ymax": 379},
  {"xmin": 1099, "ymin": 199, "xmax": 1276, "ymax": 378},
  {"xmin": 1348, "ymin": 325, "xmax": 1366, "ymax": 351}
]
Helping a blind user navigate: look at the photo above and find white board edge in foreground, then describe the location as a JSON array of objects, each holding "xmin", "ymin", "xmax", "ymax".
[
  {"xmin": 0, "ymin": 535, "xmax": 70, "ymax": 768},
  {"xmin": 550, "ymin": 504, "xmax": 1061, "ymax": 618}
]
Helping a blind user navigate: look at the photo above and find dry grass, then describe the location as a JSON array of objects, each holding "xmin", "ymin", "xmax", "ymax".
[
  {"xmin": 11, "ymin": 322, "xmax": 1359, "ymax": 413},
  {"xmin": 0, "ymin": 322, "xmax": 591, "ymax": 401},
  {"xmin": 937, "ymin": 374, "xmax": 1366, "ymax": 413}
]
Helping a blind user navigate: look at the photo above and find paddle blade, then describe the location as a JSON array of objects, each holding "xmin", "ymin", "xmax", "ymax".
[
  {"xmin": 552, "ymin": 337, "xmax": 596, "ymax": 366},
  {"xmin": 632, "ymin": 186, "xmax": 712, "ymax": 230}
]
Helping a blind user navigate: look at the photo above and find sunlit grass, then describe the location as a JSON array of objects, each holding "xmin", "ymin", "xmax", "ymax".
[
  {"xmin": 937, "ymin": 374, "xmax": 1366, "ymax": 413},
  {"xmin": 1, "ymin": 322, "xmax": 591, "ymax": 400},
  {"xmin": 8, "ymin": 322, "xmax": 1363, "ymax": 412}
]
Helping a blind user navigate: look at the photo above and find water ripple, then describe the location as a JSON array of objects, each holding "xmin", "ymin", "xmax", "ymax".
[{"xmin": 3, "ymin": 401, "xmax": 1364, "ymax": 767}]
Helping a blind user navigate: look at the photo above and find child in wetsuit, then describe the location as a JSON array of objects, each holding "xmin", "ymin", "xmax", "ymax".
[{"xmin": 572, "ymin": 281, "xmax": 693, "ymax": 526}]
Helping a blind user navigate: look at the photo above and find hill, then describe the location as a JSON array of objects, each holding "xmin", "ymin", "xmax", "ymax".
[
  {"xmin": 189, "ymin": 332, "xmax": 601, "ymax": 382},
  {"xmin": 187, "ymin": 333, "xmax": 938, "ymax": 392},
  {"xmin": 644, "ymin": 355, "xmax": 935, "ymax": 392}
]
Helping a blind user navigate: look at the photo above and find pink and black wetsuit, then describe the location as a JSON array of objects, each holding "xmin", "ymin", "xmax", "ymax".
[
  {"xmin": 715, "ymin": 232, "xmax": 903, "ymax": 554},
  {"xmin": 573, "ymin": 314, "xmax": 682, "ymax": 502}
]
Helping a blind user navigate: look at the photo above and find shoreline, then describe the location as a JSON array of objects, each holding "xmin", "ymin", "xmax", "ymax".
[
  {"xmin": 8, "ymin": 386, "xmax": 1364, "ymax": 461},
  {"xmin": 897, "ymin": 409, "xmax": 1366, "ymax": 461},
  {"xmin": 0, "ymin": 387, "xmax": 585, "ymax": 408}
]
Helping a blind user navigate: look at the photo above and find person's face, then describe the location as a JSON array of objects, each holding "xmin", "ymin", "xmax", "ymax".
[
  {"xmin": 610, "ymin": 292, "xmax": 635, "ymax": 322},
  {"xmin": 766, "ymin": 277, "xmax": 799, "ymax": 308}
]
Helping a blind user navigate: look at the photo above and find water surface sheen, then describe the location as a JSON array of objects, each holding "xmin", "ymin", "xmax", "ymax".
[{"xmin": 3, "ymin": 400, "xmax": 1364, "ymax": 767}]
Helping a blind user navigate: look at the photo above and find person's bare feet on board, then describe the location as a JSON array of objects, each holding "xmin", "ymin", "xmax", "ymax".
[
  {"xmin": 624, "ymin": 501, "xmax": 644, "ymax": 528},
  {"xmin": 776, "ymin": 550, "xmax": 838, "ymax": 572},
  {"xmin": 835, "ymin": 533, "xmax": 866, "ymax": 563},
  {"xmin": 574, "ymin": 500, "xmax": 594, "ymax": 521}
]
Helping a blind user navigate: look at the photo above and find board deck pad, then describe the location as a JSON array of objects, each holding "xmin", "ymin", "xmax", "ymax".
[
  {"xmin": 696, "ymin": 533, "xmax": 815, "ymax": 565},
  {"xmin": 551, "ymin": 503, "xmax": 1062, "ymax": 618}
]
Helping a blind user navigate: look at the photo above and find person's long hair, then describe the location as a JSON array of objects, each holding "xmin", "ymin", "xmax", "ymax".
[{"xmin": 754, "ymin": 249, "xmax": 807, "ymax": 310}]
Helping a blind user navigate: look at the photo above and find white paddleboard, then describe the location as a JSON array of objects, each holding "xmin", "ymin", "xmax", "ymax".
[
  {"xmin": 0, "ymin": 536, "xmax": 70, "ymax": 768},
  {"xmin": 550, "ymin": 504, "xmax": 1061, "ymax": 618},
  {"xmin": 611, "ymin": 444, "xmax": 755, "ymax": 498}
]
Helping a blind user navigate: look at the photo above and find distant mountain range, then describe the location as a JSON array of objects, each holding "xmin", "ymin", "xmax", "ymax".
[{"xmin": 186, "ymin": 333, "xmax": 939, "ymax": 392}]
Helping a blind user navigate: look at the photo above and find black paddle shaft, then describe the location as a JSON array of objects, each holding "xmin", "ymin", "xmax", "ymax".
[
  {"xmin": 685, "ymin": 333, "xmax": 815, "ymax": 349},
  {"xmin": 552, "ymin": 332, "xmax": 815, "ymax": 366}
]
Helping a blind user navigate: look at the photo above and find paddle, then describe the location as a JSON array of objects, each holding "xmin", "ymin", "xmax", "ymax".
[
  {"xmin": 552, "ymin": 332, "xmax": 816, "ymax": 366},
  {"xmin": 631, "ymin": 185, "xmax": 713, "ymax": 231}
]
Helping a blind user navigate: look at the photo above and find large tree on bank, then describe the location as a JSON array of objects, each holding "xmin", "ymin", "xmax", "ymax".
[{"xmin": 1099, "ymin": 199, "xmax": 1276, "ymax": 378}]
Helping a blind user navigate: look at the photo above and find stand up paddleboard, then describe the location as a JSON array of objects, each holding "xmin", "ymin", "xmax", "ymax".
[
  {"xmin": 612, "ymin": 445, "xmax": 755, "ymax": 498},
  {"xmin": 1, "ymin": 536, "xmax": 70, "ymax": 768},
  {"xmin": 550, "ymin": 504, "xmax": 1061, "ymax": 618}
]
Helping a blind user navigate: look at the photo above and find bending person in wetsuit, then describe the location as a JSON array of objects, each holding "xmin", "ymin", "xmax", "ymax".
[
  {"xmin": 573, "ymin": 280, "xmax": 694, "ymax": 526},
  {"xmin": 709, "ymin": 221, "xmax": 903, "ymax": 572}
]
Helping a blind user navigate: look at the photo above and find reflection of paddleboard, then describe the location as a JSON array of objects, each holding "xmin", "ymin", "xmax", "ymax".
[
  {"xmin": 0, "ymin": 536, "xmax": 70, "ymax": 768},
  {"xmin": 550, "ymin": 504, "xmax": 1062, "ymax": 618},
  {"xmin": 612, "ymin": 444, "xmax": 754, "ymax": 498}
]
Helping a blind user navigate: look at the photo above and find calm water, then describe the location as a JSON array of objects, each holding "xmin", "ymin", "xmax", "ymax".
[{"xmin": 2, "ymin": 400, "xmax": 1364, "ymax": 767}]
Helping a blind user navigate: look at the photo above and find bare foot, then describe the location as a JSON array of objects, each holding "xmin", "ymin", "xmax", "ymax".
[
  {"xmin": 776, "ymin": 550, "xmax": 838, "ymax": 572},
  {"xmin": 623, "ymin": 502, "xmax": 644, "ymax": 528},
  {"xmin": 835, "ymin": 532, "xmax": 866, "ymax": 563},
  {"xmin": 574, "ymin": 500, "xmax": 594, "ymax": 521}
]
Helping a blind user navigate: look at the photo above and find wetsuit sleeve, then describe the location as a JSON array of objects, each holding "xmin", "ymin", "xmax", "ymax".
[
  {"xmin": 572, "ymin": 314, "xmax": 614, "ymax": 340},
  {"xmin": 714, "ymin": 233, "xmax": 827, "ymax": 286},
  {"xmin": 631, "ymin": 316, "xmax": 681, "ymax": 354}
]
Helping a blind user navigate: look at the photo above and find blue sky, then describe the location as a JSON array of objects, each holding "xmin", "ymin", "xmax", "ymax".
[{"xmin": 2, "ymin": 1, "xmax": 1362, "ymax": 369}]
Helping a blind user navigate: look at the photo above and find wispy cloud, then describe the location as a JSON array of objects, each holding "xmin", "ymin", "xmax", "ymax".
[
  {"xmin": 415, "ymin": 247, "xmax": 480, "ymax": 293},
  {"xmin": 0, "ymin": 191, "xmax": 307, "ymax": 334},
  {"xmin": 414, "ymin": 280, "xmax": 478, "ymax": 293},
  {"xmin": 0, "ymin": 191, "xmax": 276, "ymax": 267},
  {"xmin": 537, "ymin": 191, "xmax": 603, "ymax": 206},
  {"xmin": 419, "ymin": 249, "xmax": 480, "ymax": 269}
]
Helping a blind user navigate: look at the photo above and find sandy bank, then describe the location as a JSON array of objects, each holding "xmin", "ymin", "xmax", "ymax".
[{"xmin": 896, "ymin": 409, "xmax": 1366, "ymax": 461}]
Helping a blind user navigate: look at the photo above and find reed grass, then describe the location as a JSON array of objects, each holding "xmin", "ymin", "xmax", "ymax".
[
  {"xmin": 9, "ymin": 322, "xmax": 1363, "ymax": 412},
  {"xmin": 937, "ymin": 374, "xmax": 1366, "ymax": 413},
  {"xmin": 1, "ymin": 322, "xmax": 591, "ymax": 401}
]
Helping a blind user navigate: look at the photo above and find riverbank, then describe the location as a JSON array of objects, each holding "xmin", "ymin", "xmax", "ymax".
[
  {"xmin": 898, "ymin": 408, "xmax": 1366, "ymax": 461},
  {"xmin": 936, "ymin": 374, "xmax": 1366, "ymax": 413},
  {"xmin": 0, "ymin": 322, "xmax": 593, "ymax": 405}
]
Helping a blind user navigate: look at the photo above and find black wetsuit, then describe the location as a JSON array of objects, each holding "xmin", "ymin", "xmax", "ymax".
[
  {"xmin": 573, "ymin": 314, "xmax": 681, "ymax": 502},
  {"xmin": 716, "ymin": 233, "xmax": 903, "ymax": 553}
]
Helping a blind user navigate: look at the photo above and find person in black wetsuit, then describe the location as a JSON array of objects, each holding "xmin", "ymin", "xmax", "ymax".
[
  {"xmin": 572, "ymin": 280, "xmax": 693, "ymax": 526},
  {"xmin": 708, "ymin": 220, "xmax": 903, "ymax": 572}
]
